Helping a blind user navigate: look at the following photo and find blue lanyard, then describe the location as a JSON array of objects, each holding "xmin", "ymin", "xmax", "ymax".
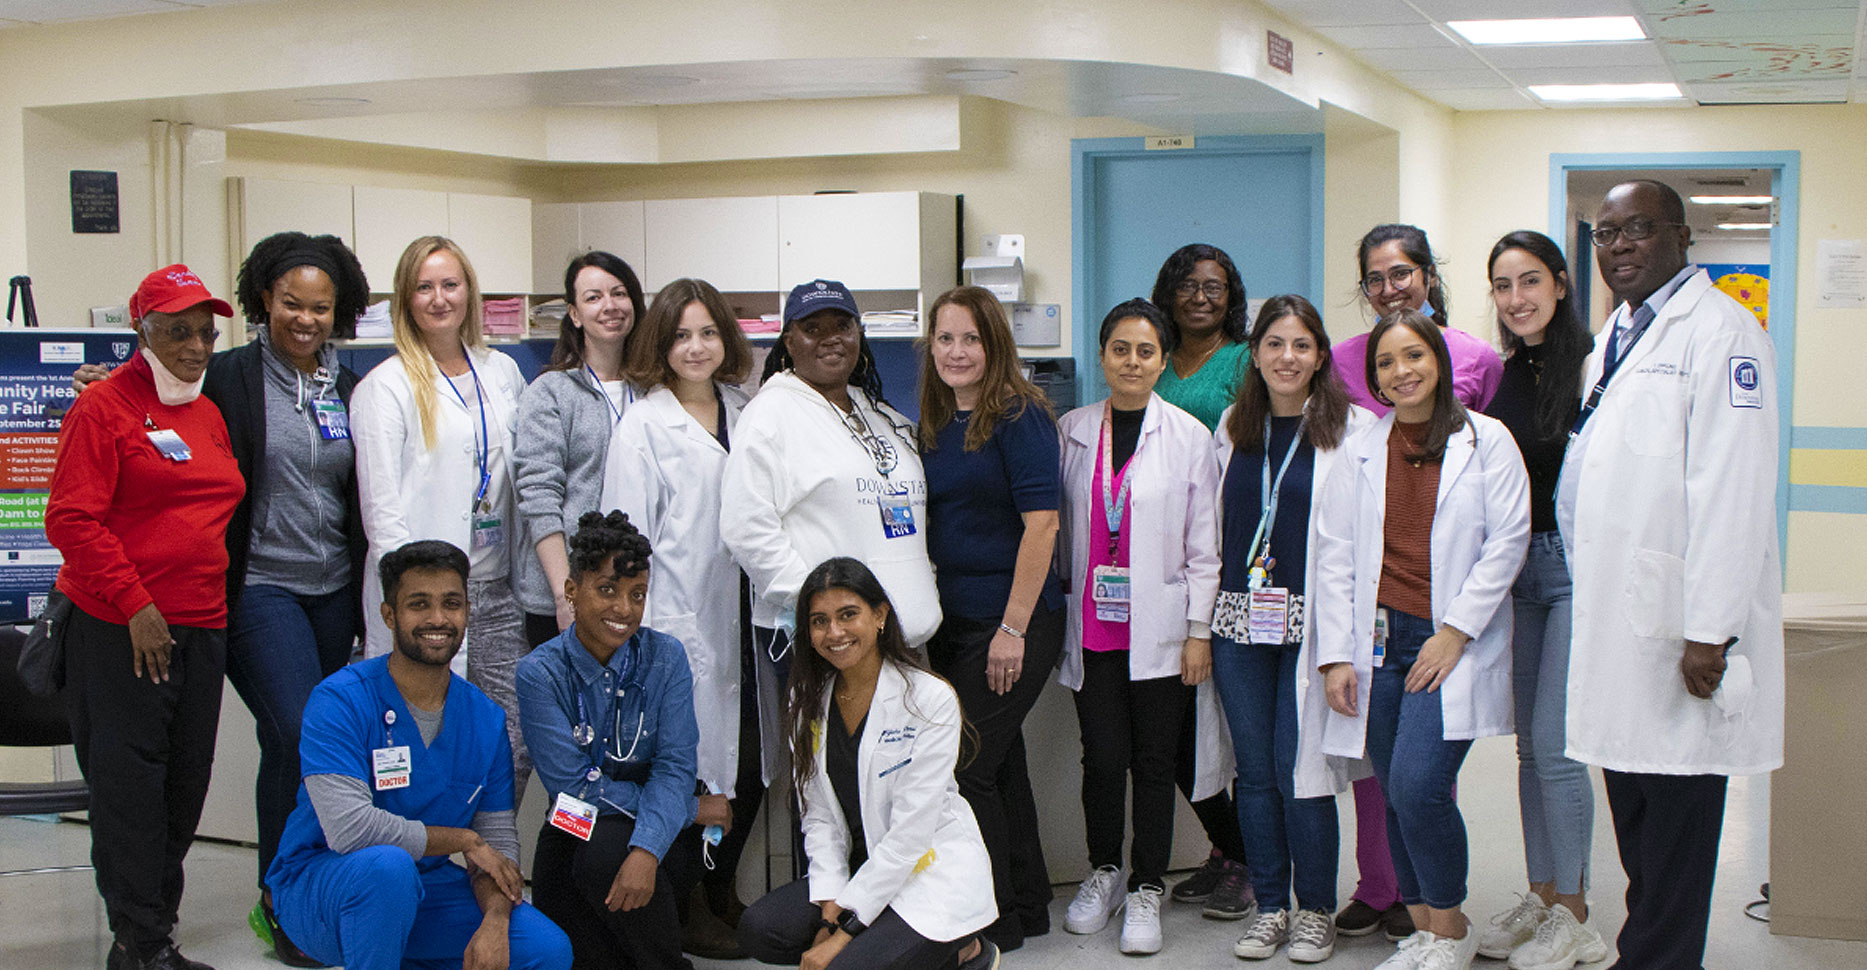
[
  {"xmin": 1571, "ymin": 303, "xmax": 1657, "ymax": 438},
  {"xmin": 442, "ymin": 352, "xmax": 491, "ymax": 510},
  {"xmin": 585, "ymin": 365, "xmax": 631, "ymax": 425},
  {"xmin": 1245, "ymin": 414, "xmax": 1306, "ymax": 576}
]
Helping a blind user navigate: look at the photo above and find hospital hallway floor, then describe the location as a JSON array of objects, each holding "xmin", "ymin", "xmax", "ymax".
[{"xmin": 3, "ymin": 739, "xmax": 1862, "ymax": 969}]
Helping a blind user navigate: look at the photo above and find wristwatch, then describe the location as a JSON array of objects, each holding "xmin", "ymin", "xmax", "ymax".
[{"xmin": 836, "ymin": 908, "xmax": 869, "ymax": 937}]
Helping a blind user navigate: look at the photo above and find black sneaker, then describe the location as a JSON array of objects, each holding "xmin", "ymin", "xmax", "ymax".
[
  {"xmin": 1333, "ymin": 899, "xmax": 1385, "ymax": 936},
  {"xmin": 958, "ymin": 936, "xmax": 1001, "ymax": 970},
  {"xmin": 1170, "ymin": 852, "xmax": 1228, "ymax": 903},
  {"xmin": 1201, "ymin": 861, "xmax": 1256, "ymax": 920},
  {"xmin": 109, "ymin": 943, "xmax": 214, "ymax": 970},
  {"xmin": 1381, "ymin": 903, "xmax": 1416, "ymax": 941}
]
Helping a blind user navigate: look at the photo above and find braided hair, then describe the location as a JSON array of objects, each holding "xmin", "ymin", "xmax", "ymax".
[
  {"xmin": 235, "ymin": 231, "xmax": 371, "ymax": 338},
  {"xmin": 759, "ymin": 312, "xmax": 890, "ymax": 406},
  {"xmin": 568, "ymin": 509, "xmax": 653, "ymax": 579}
]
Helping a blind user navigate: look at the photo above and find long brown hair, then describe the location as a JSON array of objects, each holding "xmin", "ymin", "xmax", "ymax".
[
  {"xmin": 917, "ymin": 286, "xmax": 1052, "ymax": 452},
  {"xmin": 1224, "ymin": 294, "xmax": 1351, "ymax": 452},
  {"xmin": 389, "ymin": 235, "xmax": 485, "ymax": 450},
  {"xmin": 546, "ymin": 251, "xmax": 646, "ymax": 373},
  {"xmin": 1365, "ymin": 308, "xmax": 1467, "ymax": 460},
  {"xmin": 623, "ymin": 278, "xmax": 752, "ymax": 389}
]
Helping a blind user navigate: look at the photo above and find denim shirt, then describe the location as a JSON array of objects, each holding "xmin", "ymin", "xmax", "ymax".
[{"xmin": 516, "ymin": 624, "xmax": 699, "ymax": 861}]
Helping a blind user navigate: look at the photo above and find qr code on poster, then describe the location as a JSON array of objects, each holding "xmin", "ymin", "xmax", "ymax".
[{"xmin": 28, "ymin": 594, "xmax": 47, "ymax": 619}]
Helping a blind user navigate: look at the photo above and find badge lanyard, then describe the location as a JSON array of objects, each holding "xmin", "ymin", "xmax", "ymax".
[
  {"xmin": 585, "ymin": 364, "xmax": 632, "ymax": 426},
  {"xmin": 1571, "ymin": 303, "xmax": 1657, "ymax": 438},
  {"xmin": 1244, "ymin": 415, "xmax": 1306, "ymax": 591},
  {"xmin": 1099, "ymin": 403, "xmax": 1137, "ymax": 557},
  {"xmin": 442, "ymin": 354, "xmax": 492, "ymax": 512}
]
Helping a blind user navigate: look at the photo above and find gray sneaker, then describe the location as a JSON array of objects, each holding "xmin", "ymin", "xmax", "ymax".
[
  {"xmin": 1288, "ymin": 908, "xmax": 1338, "ymax": 963},
  {"xmin": 1202, "ymin": 860, "xmax": 1256, "ymax": 920},
  {"xmin": 1232, "ymin": 908, "xmax": 1289, "ymax": 959}
]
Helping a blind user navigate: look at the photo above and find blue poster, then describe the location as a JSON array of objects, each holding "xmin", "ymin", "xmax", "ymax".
[{"xmin": 0, "ymin": 329, "xmax": 140, "ymax": 622}]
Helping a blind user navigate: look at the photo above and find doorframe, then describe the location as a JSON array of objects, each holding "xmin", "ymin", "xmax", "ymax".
[
  {"xmin": 1550, "ymin": 150, "xmax": 1799, "ymax": 555},
  {"xmin": 1070, "ymin": 134, "xmax": 1326, "ymax": 404}
]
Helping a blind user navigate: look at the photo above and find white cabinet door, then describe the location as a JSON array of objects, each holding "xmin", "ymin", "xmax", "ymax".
[
  {"xmin": 236, "ymin": 177, "xmax": 354, "ymax": 254},
  {"xmin": 644, "ymin": 196, "xmax": 778, "ymax": 292},
  {"xmin": 579, "ymin": 201, "xmax": 648, "ymax": 283},
  {"xmin": 777, "ymin": 192, "xmax": 923, "ymax": 291},
  {"xmin": 448, "ymin": 192, "xmax": 532, "ymax": 294},
  {"xmin": 532, "ymin": 202, "xmax": 581, "ymax": 295},
  {"xmin": 353, "ymin": 185, "xmax": 449, "ymax": 293}
]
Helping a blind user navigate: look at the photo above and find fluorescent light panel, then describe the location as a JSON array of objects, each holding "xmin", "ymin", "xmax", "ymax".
[
  {"xmin": 1529, "ymin": 82, "xmax": 1682, "ymax": 102},
  {"xmin": 1448, "ymin": 16, "xmax": 1645, "ymax": 45},
  {"xmin": 1690, "ymin": 195, "xmax": 1773, "ymax": 205},
  {"xmin": 1717, "ymin": 223, "xmax": 1773, "ymax": 231}
]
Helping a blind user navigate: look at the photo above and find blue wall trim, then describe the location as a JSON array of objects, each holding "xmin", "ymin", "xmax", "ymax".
[
  {"xmin": 1789, "ymin": 484, "xmax": 1867, "ymax": 515},
  {"xmin": 1791, "ymin": 426, "xmax": 1867, "ymax": 451}
]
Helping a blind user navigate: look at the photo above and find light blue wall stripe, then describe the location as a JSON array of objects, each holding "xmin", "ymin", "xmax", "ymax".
[
  {"xmin": 1791, "ymin": 427, "xmax": 1867, "ymax": 450},
  {"xmin": 1789, "ymin": 484, "xmax": 1867, "ymax": 515}
]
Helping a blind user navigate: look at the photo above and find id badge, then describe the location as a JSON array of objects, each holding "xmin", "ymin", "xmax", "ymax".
[
  {"xmin": 1372, "ymin": 607, "xmax": 1389, "ymax": 668},
  {"xmin": 312, "ymin": 399, "xmax": 350, "ymax": 440},
  {"xmin": 1246, "ymin": 587, "xmax": 1291, "ymax": 645},
  {"xmin": 1092, "ymin": 564, "xmax": 1131, "ymax": 623},
  {"xmin": 549, "ymin": 791, "xmax": 597, "ymax": 841},
  {"xmin": 146, "ymin": 428, "xmax": 192, "ymax": 462},
  {"xmin": 878, "ymin": 486, "xmax": 917, "ymax": 539},
  {"xmin": 471, "ymin": 514, "xmax": 505, "ymax": 550},
  {"xmin": 372, "ymin": 745, "xmax": 412, "ymax": 791}
]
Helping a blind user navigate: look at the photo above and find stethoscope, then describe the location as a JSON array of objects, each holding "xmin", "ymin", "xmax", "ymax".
[{"xmin": 572, "ymin": 672, "xmax": 648, "ymax": 770}]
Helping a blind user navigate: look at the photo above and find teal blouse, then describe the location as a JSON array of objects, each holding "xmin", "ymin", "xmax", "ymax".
[{"xmin": 1155, "ymin": 340, "xmax": 1249, "ymax": 431}]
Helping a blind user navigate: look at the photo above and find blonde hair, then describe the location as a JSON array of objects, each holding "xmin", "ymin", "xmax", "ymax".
[{"xmin": 389, "ymin": 236, "xmax": 486, "ymax": 449}]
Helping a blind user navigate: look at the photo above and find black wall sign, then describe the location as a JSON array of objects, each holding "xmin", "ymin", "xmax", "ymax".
[{"xmin": 70, "ymin": 170, "xmax": 120, "ymax": 234}]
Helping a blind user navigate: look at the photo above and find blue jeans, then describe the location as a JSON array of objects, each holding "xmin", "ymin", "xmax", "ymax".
[
  {"xmin": 225, "ymin": 583, "xmax": 359, "ymax": 890},
  {"xmin": 1211, "ymin": 635, "xmax": 1338, "ymax": 913},
  {"xmin": 1512, "ymin": 532, "xmax": 1592, "ymax": 895},
  {"xmin": 1365, "ymin": 607, "xmax": 1473, "ymax": 910}
]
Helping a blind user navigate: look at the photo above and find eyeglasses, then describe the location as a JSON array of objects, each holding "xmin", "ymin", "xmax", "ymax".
[
  {"xmin": 1174, "ymin": 280, "xmax": 1228, "ymax": 301},
  {"xmin": 1361, "ymin": 265, "xmax": 1421, "ymax": 296},
  {"xmin": 148, "ymin": 324, "xmax": 220, "ymax": 345},
  {"xmin": 1590, "ymin": 218, "xmax": 1683, "ymax": 246}
]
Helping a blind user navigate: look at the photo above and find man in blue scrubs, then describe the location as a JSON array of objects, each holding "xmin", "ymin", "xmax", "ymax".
[{"xmin": 266, "ymin": 540, "xmax": 572, "ymax": 970}]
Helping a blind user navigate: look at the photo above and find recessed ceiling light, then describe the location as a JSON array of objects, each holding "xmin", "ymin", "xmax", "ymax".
[
  {"xmin": 1716, "ymin": 222, "xmax": 1773, "ymax": 231},
  {"xmin": 633, "ymin": 75, "xmax": 700, "ymax": 88},
  {"xmin": 1448, "ymin": 16, "xmax": 1645, "ymax": 45},
  {"xmin": 1529, "ymin": 83, "xmax": 1682, "ymax": 102},
  {"xmin": 1690, "ymin": 195, "xmax": 1773, "ymax": 205},
  {"xmin": 945, "ymin": 69, "xmax": 1016, "ymax": 82},
  {"xmin": 1120, "ymin": 92, "xmax": 1183, "ymax": 104},
  {"xmin": 293, "ymin": 96, "xmax": 373, "ymax": 106}
]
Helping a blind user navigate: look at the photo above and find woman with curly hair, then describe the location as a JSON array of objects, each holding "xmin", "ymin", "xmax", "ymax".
[{"xmin": 1150, "ymin": 243, "xmax": 1252, "ymax": 431}]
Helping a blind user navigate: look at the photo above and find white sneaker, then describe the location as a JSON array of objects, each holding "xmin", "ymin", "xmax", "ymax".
[
  {"xmin": 1507, "ymin": 904, "xmax": 1608, "ymax": 970},
  {"xmin": 1478, "ymin": 893, "xmax": 1549, "ymax": 959},
  {"xmin": 1119, "ymin": 886, "xmax": 1165, "ymax": 954},
  {"xmin": 1232, "ymin": 908, "xmax": 1289, "ymax": 959},
  {"xmin": 1064, "ymin": 865, "xmax": 1127, "ymax": 934},
  {"xmin": 1374, "ymin": 931, "xmax": 1438, "ymax": 970},
  {"xmin": 1288, "ymin": 908, "xmax": 1339, "ymax": 963},
  {"xmin": 1418, "ymin": 920, "xmax": 1481, "ymax": 970}
]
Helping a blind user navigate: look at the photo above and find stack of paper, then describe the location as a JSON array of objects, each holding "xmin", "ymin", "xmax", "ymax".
[
  {"xmin": 483, "ymin": 297, "xmax": 527, "ymax": 336},
  {"xmin": 530, "ymin": 300, "xmax": 568, "ymax": 339},
  {"xmin": 354, "ymin": 300, "xmax": 393, "ymax": 340},
  {"xmin": 861, "ymin": 309, "xmax": 920, "ymax": 336}
]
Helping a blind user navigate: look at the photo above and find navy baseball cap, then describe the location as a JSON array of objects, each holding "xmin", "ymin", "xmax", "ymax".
[{"xmin": 783, "ymin": 279, "xmax": 860, "ymax": 323}]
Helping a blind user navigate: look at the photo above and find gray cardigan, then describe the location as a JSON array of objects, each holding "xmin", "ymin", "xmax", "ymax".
[{"xmin": 513, "ymin": 366, "xmax": 635, "ymax": 614}]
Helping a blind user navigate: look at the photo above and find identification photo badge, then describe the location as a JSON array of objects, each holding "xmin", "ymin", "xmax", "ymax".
[
  {"xmin": 312, "ymin": 399, "xmax": 351, "ymax": 439},
  {"xmin": 1092, "ymin": 564, "xmax": 1131, "ymax": 623},
  {"xmin": 372, "ymin": 745, "xmax": 412, "ymax": 791},
  {"xmin": 550, "ymin": 791, "xmax": 597, "ymax": 841},
  {"xmin": 878, "ymin": 486, "xmax": 917, "ymax": 539},
  {"xmin": 145, "ymin": 428, "xmax": 191, "ymax": 462}
]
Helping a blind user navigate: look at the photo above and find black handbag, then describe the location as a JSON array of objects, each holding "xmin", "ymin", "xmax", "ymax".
[{"xmin": 17, "ymin": 588, "xmax": 73, "ymax": 696}]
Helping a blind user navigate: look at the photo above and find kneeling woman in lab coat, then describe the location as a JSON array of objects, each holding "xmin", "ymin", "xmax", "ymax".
[
  {"xmin": 1057, "ymin": 298, "xmax": 1223, "ymax": 957},
  {"xmin": 738, "ymin": 557, "xmax": 999, "ymax": 970},
  {"xmin": 1312, "ymin": 310, "xmax": 1529, "ymax": 970}
]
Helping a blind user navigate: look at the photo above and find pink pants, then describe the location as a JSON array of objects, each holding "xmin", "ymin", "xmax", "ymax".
[{"xmin": 1351, "ymin": 776, "xmax": 1400, "ymax": 908}]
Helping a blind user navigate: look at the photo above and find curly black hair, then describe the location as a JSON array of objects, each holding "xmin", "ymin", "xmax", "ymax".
[
  {"xmin": 568, "ymin": 509, "xmax": 653, "ymax": 579},
  {"xmin": 759, "ymin": 312, "xmax": 889, "ymax": 406},
  {"xmin": 235, "ymin": 231, "xmax": 372, "ymax": 339},
  {"xmin": 1150, "ymin": 243, "xmax": 1249, "ymax": 344}
]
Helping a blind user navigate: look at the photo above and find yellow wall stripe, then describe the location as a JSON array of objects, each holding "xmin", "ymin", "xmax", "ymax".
[{"xmin": 1789, "ymin": 449, "xmax": 1867, "ymax": 488}]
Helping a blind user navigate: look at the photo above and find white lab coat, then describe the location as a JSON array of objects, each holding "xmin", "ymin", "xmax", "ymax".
[
  {"xmin": 1057, "ymin": 394, "xmax": 1229, "ymax": 799},
  {"xmin": 602, "ymin": 383, "xmax": 779, "ymax": 795},
  {"xmin": 1312, "ymin": 410, "xmax": 1529, "ymax": 758},
  {"xmin": 801, "ymin": 661, "xmax": 996, "ymax": 942},
  {"xmin": 1214, "ymin": 404, "xmax": 1377, "ymax": 799},
  {"xmin": 719, "ymin": 371, "xmax": 941, "ymax": 646},
  {"xmin": 1557, "ymin": 269, "xmax": 1783, "ymax": 776},
  {"xmin": 352, "ymin": 346, "xmax": 527, "ymax": 661}
]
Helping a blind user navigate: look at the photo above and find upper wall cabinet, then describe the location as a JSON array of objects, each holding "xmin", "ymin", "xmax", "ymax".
[
  {"xmin": 233, "ymin": 178, "xmax": 356, "ymax": 258},
  {"xmin": 350, "ymin": 185, "xmax": 531, "ymax": 293},
  {"xmin": 778, "ymin": 192, "xmax": 956, "ymax": 297},
  {"xmin": 532, "ymin": 201, "xmax": 647, "ymax": 295},
  {"xmin": 352, "ymin": 186, "xmax": 449, "ymax": 290},
  {"xmin": 644, "ymin": 196, "xmax": 780, "ymax": 293}
]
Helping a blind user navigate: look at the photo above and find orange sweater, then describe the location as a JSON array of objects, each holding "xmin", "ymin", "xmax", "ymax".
[{"xmin": 1377, "ymin": 420, "xmax": 1438, "ymax": 620}]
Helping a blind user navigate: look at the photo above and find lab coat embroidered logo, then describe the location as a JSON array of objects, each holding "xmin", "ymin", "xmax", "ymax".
[{"xmin": 1728, "ymin": 357, "xmax": 1762, "ymax": 409}]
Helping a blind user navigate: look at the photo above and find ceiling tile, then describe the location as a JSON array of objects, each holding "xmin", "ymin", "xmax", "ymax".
[
  {"xmin": 1659, "ymin": 38, "xmax": 1852, "ymax": 78},
  {"xmin": 1647, "ymin": 8, "xmax": 1859, "ymax": 38},
  {"xmin": 1636, "ymin": 0, "xmax": 1856, "ymax": 10},
  {"xmin": 1258, "ymin": 0, "xmax": 1425, "ymax": 28},
  {"xmin": 1673, "ymin": 56, "xmax": 1850, "ymax": 80},
  {"xmin": 1349, "ymin": 45, "xmax": 1494, "ymax": 71},
  {"xmin": 1385, "ymin": 68, "xmax": 1514, "ymax": 89},
  {"xmin": 1414, "ymin": 0, "xmax": 1642, "ymax": 19},
  {"xmin": 1315, "ymin": 24, "xmax": 1461, "ymax": 50},
  {"xmin": 0, "ymin": 0, "xmax": 177, "ymax": 21},
  {"xmin": 1686, "ymin": 77, "xmax": 1850, "ymax": 102},
  {"xmin": 1512, "ymin": 64, "xmax": 1679, "ymax": 85},
  {"xmin": 1478, "ymin": 41, "xmax": 1668, "ymax": 69},
  {"xmin": 1413, "ymin": 87, "xmax": 1541, "ymax": 111}
]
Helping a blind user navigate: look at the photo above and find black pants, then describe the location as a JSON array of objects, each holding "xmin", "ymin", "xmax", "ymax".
[
  {"xmin": 739, "ymin": 877, "xmax": 968, "ymax": 970},
  {"xmin": 1176, "ymin": 692, "xmax": 1248, "ymax": 865},
  {"xmin": 62, "ymin": 606, "xmax": 226, "ymax": 954},
  {"xmin": 927, "ymin": 605, "xmax": 1064, "ymax": 942},
  {"xmin": 533, "ymin": 814, "xmax": 697, "ymax": 970},
  {"xmin": 1603, "ymin": 769, "xmax": 1728, "ymax": 970},
  {"xmin": 524, "ymin": 611, "xmax": 562, "ymax": 649},
  {"xmin": 1074, "ymin": 648, "xmax": 1192, "ymax": 889}
]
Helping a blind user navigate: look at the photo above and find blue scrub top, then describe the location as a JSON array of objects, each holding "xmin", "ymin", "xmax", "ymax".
[{"xmin": 268, "ymin": 655, "xmax": 515, "ymax": 884}]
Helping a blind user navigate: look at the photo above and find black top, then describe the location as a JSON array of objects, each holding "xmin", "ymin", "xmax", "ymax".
[
  {"xmin": 1220, "ymin": 414, "xmax": 1314, "ymax": 598},
  {"xmin": 1483, "ymin": 343, "xmax": 1573, "ymax": 534},
  {"xmin": 1111, "ymin": 405, "xmax": 1145, "ymax": 471},
  {"xmin": 203, "ymin": 340, "xmax": 367, "ymax": 612},
  {"xmin": 924, "ymin": 405, "xmax": 1065, "ymax": 618},
  {"xmin": 827, "ymin": 701, "xmax": 868, "ymax": 873}
]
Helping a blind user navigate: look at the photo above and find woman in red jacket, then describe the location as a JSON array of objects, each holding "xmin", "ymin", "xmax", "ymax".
[{"xmin": 46, "ymin": 265, "xmax": 245, "ymax": 970}]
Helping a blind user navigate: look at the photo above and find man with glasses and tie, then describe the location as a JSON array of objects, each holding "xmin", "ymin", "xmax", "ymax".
[{"xmin": 1556, "ymin": 180, "xmax": 1783, "ymax": 970}]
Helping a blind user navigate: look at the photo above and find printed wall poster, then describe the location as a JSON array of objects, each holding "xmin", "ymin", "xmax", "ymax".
[{"xmin": 1703, "ymin": 263, "xmax": 1769, "ymax": 329}]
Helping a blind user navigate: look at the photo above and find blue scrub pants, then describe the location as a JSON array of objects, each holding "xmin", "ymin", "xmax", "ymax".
[{"xmin": 275, "ymin": 847, "xmax": 571, "ymax": 970}]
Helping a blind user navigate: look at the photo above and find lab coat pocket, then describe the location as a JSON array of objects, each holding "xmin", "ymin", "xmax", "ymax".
[
  {"xmin": 656, "ymin": 612, "xmax": 706, "ymax": 667},
  {"xmin": 1619, "ymin": 389, "xmax": 1685, "ymax": 458},
  {"xmin": 1158, "ymin": 580, "xmax": 1190, "ymax": 647},
  {"xmin": 1625, "ymin": 548, "xmax": 1686, "ymax": 641}
]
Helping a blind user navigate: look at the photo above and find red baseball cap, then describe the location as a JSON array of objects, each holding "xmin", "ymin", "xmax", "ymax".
[{"xmin": 129, "ymin": 264, "xmax": 234, "ymax": 322}]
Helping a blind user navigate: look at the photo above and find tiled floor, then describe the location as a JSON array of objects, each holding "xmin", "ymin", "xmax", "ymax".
[{"xmin": 4, "ymin": 739, "xmax": 1862, "ymax": 969}]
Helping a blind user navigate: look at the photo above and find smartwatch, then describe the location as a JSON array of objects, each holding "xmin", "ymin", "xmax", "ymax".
[{"xmin": 836, "ymin": 908, "xmax": 868, "ymax": 937}]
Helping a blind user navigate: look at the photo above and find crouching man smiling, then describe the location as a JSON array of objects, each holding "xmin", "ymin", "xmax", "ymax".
[{"xmin": 266, "ymin": 540, "xmax": 572, "ymax": 970}]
